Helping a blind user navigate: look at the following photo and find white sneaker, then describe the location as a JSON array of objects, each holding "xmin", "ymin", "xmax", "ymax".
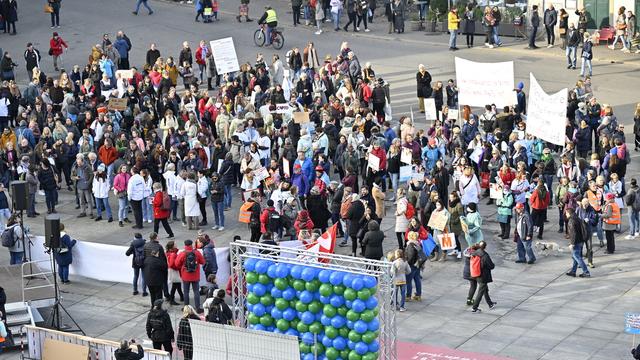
[
  {"xmin": 636, "ymin": 50, "xmax": 640, "ymax": 54},
  {"xmin": 635, "ymin": 232, "xmax": 639, "ymax": 237},
  {"xmin": 608, "ymin": 45, "xmax": 614, "ymax": 50},
  {"xmin": 625, "ymin": 235, "xmax": 634, "ymax": 240},
  {"xmin": 38, "ymin": 190, "xmax": 45, "ymax": 196},
  {"xmin": 485, "ymin": 42, "xmax": 490, "ymax": 47},
  {"xmin": 457, "ymin": 252, "xmax": 462, "ymax": 259},
  {"xmin": 211, "ymin": 225, "xmax": 218, "ymax": 230},
  {"xmin": 315, "ymin": 30, "xmax": 322, "ymax": 35},
  {"xmin": 547, "ymin": 44, "xmax": 553, "ymax": 48},
  {"xmin": 147, "ymin": 220, "xmax": 152, "ymax": 223},
  {"xmin": 356, "ymin": 27, "xmax": 360, "ymax": 31},
  {"xmin": 488, "ymin": 44, "xmax": 494, "ymax": 49},
  {"xmin": 218, "ymin": 226, "xmax": 224, "ymax": 231},
  {"xmin": 364, "ymin": 29, "xmax": 370, "ymax": 32}
]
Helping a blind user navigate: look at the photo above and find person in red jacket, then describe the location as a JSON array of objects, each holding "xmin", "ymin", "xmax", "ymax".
[
  {"xmin": 98, "ymin": 139, "xmax": 118, "ymax": 183},
  {"xmin": 194, "ymin": 40, "xmax": 208, "ymax": 84},
  {"xmin": 175, "ymin": 239, "xmax": 206, "ymax": 312},
  {"xmin": 367, "ymin": 139, "xmax": 387, "ymax": 190},
  {"xmin": 152, "ymin": 183, "xmax": 174, "ymax": 238},
  {"xmin": 529, "ymin": 178, "xmax": 551, "ymax": 239},
  {"xmin": 294, "ymin": 210, "xmax": 314, "ymax": 240},
  {"xmin": 49, "ymin": 32, "xmax": 68, "ymax": 71},
  {"xmin": 165, "ymin": 241, "xmax": 184, "ymax": 305}
]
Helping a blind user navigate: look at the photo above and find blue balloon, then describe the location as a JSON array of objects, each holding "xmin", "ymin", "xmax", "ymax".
[
  {"xmin": 315, "ymin": 312, "xmax": 323, "ymax": 321},
  {"xmin": 329, "ymin": 271, "xmax": 345, "ymax": 286},
  {"xmin": 302, "ymin": 332, "xmax": 315, "ymax": 345},
  {"xmin": 265, "ymin": 284, "xmax": 273, "ymax": 292},
  {"xmin": 318, "ymin": 269, "xmax": 332, "ymax": 283},
  {"xmin": 301, "ymin": 311, "xmax": 315, "ymax": 325},
  {"xmin": 252, "ymin": 303, "xmax": 266, "ymax": 317},
  {"xmin": 351, "ymin": 299, "xmax": 366, "ymax": 313},
  {"xmin": 303, "ymin": 353, "xmax": 315, "ymax": 360},
  {"xmin": 266, "ymin": 305, "xmax": 274, "ymax": 313},
  {"xmin": 290, "ymin": 265, "xmax": 304, "ymax": 279},
  {"xmin": 252, "ymin": 283, "xmax": 266, "ymax": 297},
  {"xmin": 267, "ymin": 264, "xmax": 278, "ymax": 279},
  {"xmin": 255, "ymin": 260, "xmax": 270, "ymax": 274},
  {"xmin": 350, "ymin": 278, "xmax": 364, "ymax": 291},
  {"xmin": 329, "ymin": 295, "xmax": 344, "ymax": 308},
  {"xmin": 322, "ymin": 335, "xmax": 334, "ymax": 347},
  {"xmin": 330, "ymin": 315, "xmax": 346, "ymax": 328},
  {"xmin": 319, "ymin": 295, "xmax": 331, "ymax": 304},
  {"xmin": 271, "ymin": 308, "xmax": 283, "ymax": 320},
  {"xmin": 247, "ymin": 303, "xmax": 254, "ymax": 312},
  {"xmin": 345, "ymin": 300, "xmax": 353, "ymax": 309},
  {"xmin": 318, "ymin": 355, "xmax": 327, "ymax": 360},
  {"xmin": 346, "ymin": 320, "xmax": 354, "ymax": 330},
  {"xmin": 301, "ymin": 267, "xmax": 317, "ymax": 282},
  {"xmin": 367, "ymin": 318, "xmax": 380, "ymax": 332},
  {"xmin": 342, "ymin": 274, "xmax": 355, "ymax": 288},
  {"xmin": 347, "ymin": 340, "xmax": 356, "ymax": 350},
  {"xmin": 247, "ymin": 284, "xmax": 254, "ymax": 293},
  {"xmin": 300, "ymin": 290, "xmax": 314, "ymax": 304},
  {"xmin": 313, "ymin": 292, "xmax": 322, "ymax": 301},
  {"xmin": 270, "ymin": 287, "xmax": 283, "ymax": 298},
  {"xmin": 365, "ymin": 296, "xmax": 378, "ymax": 310},
  {"xmin": 283, "ymin": 308, "xmax": 297, "ymax": 321},
  {"xmin": 253, "ymin": 324, "xmax": 266, "ymax": 331},
  {"xmin": 333, "ymin": 336, "xmax": 347, "ymax": 350},
  {"xmin": 266, "ymin": 326, "xmax": 275, "ymax": 332},
  {"xmin": 285, "ymin": 328, "xmax": 299, "ymax": 337},
  {"xmin": 275, "ymin": 263, "xmax": 290, "ymax": 278},
  {"xmin": 368, "ymin": 340, "xmax": 380, "ymax": 353},
  {"xmin": 282, "ymin": 287, "xmax": 296, "ymax": 301},
  {"xmin": 244, "ymin": 257, "xmax": 258, "ymax": 272},
  {"xmin": 321, "ymin": 315, "xmax": 332, "ymax": 326},
  {"xmin": 355, "ymin": 341, "xmax": 369, "ymax": 355},
  {"xmin": 363, "ymin": 275, "xmax": 377, "ymax": 288},
  {"xmin": 354, "ymin": 320, "xmax": 368, "ymax": 334},
  {"xmin": 273, "ymin": 328, "xmax": 284, "ymax": 334}
]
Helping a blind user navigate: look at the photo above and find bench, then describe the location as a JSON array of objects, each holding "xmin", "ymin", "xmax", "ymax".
[{"xmin": 595, "ymin": 26, "xmax": 615, "ymax": 45}]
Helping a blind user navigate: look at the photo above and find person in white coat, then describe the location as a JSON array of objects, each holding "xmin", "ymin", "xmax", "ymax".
[
  {"xmin": 127, "ymin": 167, "xmax": 146, "ymax": 229},
  {"xmin": 180, "ymin": 172, "xmax": 201, "ymax": 230},
  {"xmin": 141, "ymin": 169, "xmax": 154, "ymax": 224},
  {"xmin": 395, "ymin": 188, "xmax": 410, "ymax": 249},
  {"xmin": 163, "ymin": 163, "xmax": 178, "ymax": 221},
  {"xmin": 458, "ymin": 166, "xmax": 481, "ymax": 207},
  {"xmin": 271, "ymin": 55, "xmax": 284, "ymax": 87},
  {"xmin": 196, "ymin": 170, "xmax": 209, "ymax": 226},
  {"xmin": 175, "ymin": 170, "xmax": 187, "ymax": 226},
  {"xmin": 92, "ymin": 164, "xmax": 113, "ymax": 222}
]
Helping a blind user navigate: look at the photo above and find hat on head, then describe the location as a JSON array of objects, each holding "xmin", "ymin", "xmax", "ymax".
[
  {"xmin": 184, "ymin": 239, "xmax": 193, "ymax": 246},
  {"xmin": 315, "ymin": 165, "xmax": 324, "ymax": 172},
  {"xmin": 515, "ymin": 203, "xmax": 525, "ymax": 210},
  {"xmin": 294, "ymin": 164, "xmax": 302, "ymax": 170},
  {"xmin": 517, "ymin": 81, "xmax": 524, "ymax": 90},
  {"xmin": 53, "ymin": 32, "xmax": 59, "ymax": 36},
  {"xmin": 134, "ymin": 233, "xmax": 142, "ymax": 238},
  {"xmin": 605, "ymin": 193, "xmax": 615, "ymax": 200}
]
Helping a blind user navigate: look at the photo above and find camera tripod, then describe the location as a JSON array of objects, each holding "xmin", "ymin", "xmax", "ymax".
[{"xmin": 44, "ymin": 247, "xmax": 84, "ymax": 334}]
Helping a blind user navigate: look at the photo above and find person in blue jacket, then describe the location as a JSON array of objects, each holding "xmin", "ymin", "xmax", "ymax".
[{"xmin": 54, "ymin": 223, "xmax": 77, "ymax": 284}]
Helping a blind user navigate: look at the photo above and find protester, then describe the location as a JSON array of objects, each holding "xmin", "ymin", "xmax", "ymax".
[
  {"xmin": 125, "ymin": 233, "xmax": 148, "ymax": 296},
  {"xmin": 176, "ymin": 305, "xmax": 200, "ymax": 360},
  {"xmin": 470, "ymin": 241, "xmax": 496, "ymax": 312},
  {"xmin": 143, "ymin": 236, "xmax": 168, "ymax": 306},
  {"xmin": 514, "ymin": 203, "xmax": 536, "ymax": 264},
  {"xmin": 146, "ymin": 299, "xmax": 173, "ymax": 354},
  {"xmin": 565, "ymin": 208, "xmax": 591, "ymax": 278},
  {"xmin": 390, "ymin": 249, "xmax": 409, "ymax": 312},
  {"xmin": 175, "ymin": 239, "xmax": 206, "ymax": 313},
  {"xmin": 114, "ymin": 339, "xmax": 144, "ymax": 360}
]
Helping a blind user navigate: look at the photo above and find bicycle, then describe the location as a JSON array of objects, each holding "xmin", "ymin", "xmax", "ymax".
[{"xmin": 253, "ymin": 24, "xmax": 285, "ymax": 50}]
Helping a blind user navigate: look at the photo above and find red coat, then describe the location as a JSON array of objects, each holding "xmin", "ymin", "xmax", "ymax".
[
  {"xmin": 49, "ymin": 37, "xmax": 68, "ymax": 56},
  {"xmin": 152, "ymin": 191, "xmax": 170, "ymax": 219},
  {"xmin": 175, "ymin": 245, "xmax": 205, "ymax": 282},
  {"xmin": 195, "ymin": 46, "xmax": 207, "ymax": 66},
  {"xmin": 405, "ymin": 225, "xmax": 429, "ymax": 241},
  {"xmin": 166, "ymin": 248, "xmax": 180, "ymax": 270},
  {"xmin": 370, "ymin": 146, "xmax": 387, "ymax": 171},
  {"xmin": 499, "ymin": 169, "xmax": 516, "ymax": 188},
  {"xmin": 530, "ymin": 188, "xmax": 550, "ymax": 210},
  {"xmin": 98, "ymin": 145, "xmax": 118, "ymax": 166},
  {"xmin": 260, "ymin": 207, "xmax": 276, "ymax": 233}
]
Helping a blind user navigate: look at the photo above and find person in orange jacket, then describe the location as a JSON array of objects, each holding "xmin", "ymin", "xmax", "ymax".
[
  {"xmin": 175, "ymin": 239, "xmax": 206, "ymax": 312},
  {"xmin": 529, "ymin": 178, "xmax": 550, "ymax": 239}
]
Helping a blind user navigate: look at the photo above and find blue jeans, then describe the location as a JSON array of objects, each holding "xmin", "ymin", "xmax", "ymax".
[
  {"xmin": 58, "ymin": 264, "xmax": 70, "ymax": 282},
  {"xmin": 223, "ymin": 184, "xmax": 232, "ymax": 208},
  {"xmin": 135, "ymin": 0, "xmax": 153, "ymax": 13},
  {"xmin": 28, "ymin": 193, "xmax": 36, "ymax": 216},
  {"xmin": 570, "ymin": 243, "xmax": 589, "ymax": 274},
  {"xmin": 596, "ymin": 217, "xmax": 603, "ymax": 241},
  {"xmin": 171, "ymin": 198, "xmax": 179, "ymax": 219},
  {"xmin": 611, "ymin": 35, "xmax": 626, "ymax": 48},
  {"xmin": 405, "ymin": 265, "xmax": 422, "ymax": 297},
  {"xmin": 529, "ymin": 26, "xmax": 537, "ymax": 47},
  {"xmin": 183, "ymin": 281, "xmax": 201, "ymax": 309},
  {"xmin": 133, "ymin": 267, "xmax": 147, "ymax": 293},
  {"xmin": 142, "ymin": 197, "xmax": 152, "ymax": 222},
  {"xmin": 95, "ymin": 197, "xmax": 112, "ymax": 219},
  {"xmin": 580, "ymin": 58, "xmax": 592, "ymax": 76},
  {"xmin": 629, "ymin": 210, "xmax": 640, "ymax": 235},
  {"xmin": 394, "ymin": 284, "xmax": 406, "ymax": 308},
  {"xmin": 332, "ymin": 10, "xmax": 341, "ymax": 30},
  {"xmin": 10, "ymin": 251, "xmax": 24, "ymax": 265},
  {"xmin": 449, "ymin": 30, "xmax": 457, "ymax": 48},
  {"xmin": 418, "ymin": 3, "xmax": 427, "ymax": 20},
  {"xmin": 118, "ymin": 197, "xmax": 128, "ymax": 222},
  {"xmin": 107, "ymin": 163, "xmax": 115, "ymax": 186},
  {"xmin": 265, "ymin": 25, "xmax": 273, "ymax": 45},
  {"xmin": 516, "ymin": 238, "xmax": 536, "ymax": 262},
  {"xmin": 492, "ymin": 26, "xmax": 501, "ymax": 45},
  {"xmin": 212, "ymin": 201, "xmax": 225, "ymax": 227},
  {"xmin": 566, "ymin": 46, "xmax": 577, "ymax": 67}
]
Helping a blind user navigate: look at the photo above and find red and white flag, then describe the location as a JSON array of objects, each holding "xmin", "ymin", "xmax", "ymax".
[{"xmin": 302, "ymin": 224, "xmax": 337, "ymax": 263}]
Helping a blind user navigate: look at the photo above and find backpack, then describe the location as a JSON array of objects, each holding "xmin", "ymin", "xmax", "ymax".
[
  {"xmin": 133, "ymin": 245, "xmax": 145, "ymax": 268},
  {"xmin": 409, "ymin": 242, "xmax": 427, "ymax": 268},
  {"xmin": 185, "ymin": 250, "xmax": 198, "ymax": 273},
  {"xmin": 1, "ymin": 227, "xmax": 15, "ymax": 248},
  {"xmin": 470, "ymin": 255, "xmax": 482, "ymax": 278},
  {"xmin": 405, "ymin": 202, "xmax": 415, "ymax": 219},
  {"xmin": 161, "ymin": 192, "xmax": 171, "ymax": 211},
  {"xmin": 206, "ymin": 302, "xmax": 229, "ymax": 324},
  {"xmin": 267, "ymin": 209, "xmax": 281, "ymax": 232}
]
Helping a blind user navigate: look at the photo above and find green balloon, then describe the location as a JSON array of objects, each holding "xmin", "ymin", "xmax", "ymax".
[
  {"xmin": 346, "ymin": 310, "xmax": 359, "ymax": 322},
  {"xmin": 290, "ymin": 319, "xmax": 299, "ymax": 328},
  {"xmin": 340, "ymin": 350, "xmax": 350, "ymax": 359},
  {"xmin": 325, "ymin": 326, "xmax": 338, "ymax": 339},
  {"xmin": 348, "ymin": 330, "xmax": 362, "ymax": 342},
  {"xmin": 274, "ymin": 278, "xmax": 288, "ymax": 290},
  {"xmin": 348, "ymin": 350, "xmax": 362, "ymax": 360},
  {"xmin": 245, "ymin": 272, "xmax": 258, "ymax": 284},
  {"xmin": 305, "ymin": 280, "xmax": 320, "ymax": 292},
  {"xmin": 293, "ymin": 279, "xmax": 306, "ymax": 291},
  {"xmin": 339, "ymin": 327, "xmax": 350, "ymax": 338},
  {"xmin": 357, "ymin": 288, "xmax": 371, "ymax": 301},
  {"xmin": 344, "ymin": 288, "xmax": 357, "ymax": 301},
  {"xmin": 247, "ymin": 293, "xmax": 260, "ymax": 304},
  {"xmin": 326, "ymin": 347, "xmax": 340, "ymax": 360},
  {"xmin": 309, "ymin": 321, "xmax": 322, "ymax": 334},
  {"xmin": 259, "ymin": 315, "xmax": 273, "ymax": 327},
  {"xmin": 333, "ymin": 285, "xmax": 345, "ymax": 295},
  {"xmin": 337, "ymin": 306, "xmax": 348, "ymax": 317},
  {"xmin": 290, "ymin": 300, "xmax": 298, "ymax": 308},
  {"xmin": 258, "ymin": 274, "xmax": 271, "ymax": 284},
  {"xmin": 299, "ymin": 343, "xmax": 310, "ymax": 354},
  {"xmin": 260, "ymin": 294, "xmax": 274, "ymax": 306},
  {"xmin": 310, "ymin": 343, "xmax": 325, "ymax": 354},
  {"xmin": 369, "ymin": 286, "xmax": 377, "ymax": 295},
  {"xmin": 319, "ymin": 283, "xmax": 333, "ymax": 297},
  {"xmin": 373, "ymin": 307, "xmax": 379, "ymax": 316},
  {"xmin": 308, "ymin": 300, "xmax": 322, "ymax": 314},
  {"xmin": 323, "ymin": 304, "xmax": 337, "ymax": 318},
  {"xmin": 362, "ymin": 353, "xmax": 377, "ymax": 360},
  {"xmin": 295, "ymin": 301, "xmax": 308, "ymax": 312},
  {"xmin": 248, "ymin": 313, "xmax": 260, "ymax": 325},
  {"xmin": 360, "ymin": 310, "xmax": 375, "ymax": 323},
  {"xmin": 297, "ymin": 322, "xmax": 309, "ymax": 333},
  {"xmin": 361, "ymin": 331, "xmax": 376, "ymax": 344},
  {"xmin": 276, "ymin": 319, "xmax": 290, "ymax": 331},
  {"xmin": 275, "ymin": 298, "xmax": 289, "ymax": 310}
]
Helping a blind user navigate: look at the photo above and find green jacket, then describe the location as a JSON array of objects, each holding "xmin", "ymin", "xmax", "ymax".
[
  {"xmin": 555, "ymin": 184, "xmax": 569, "ymax": 206},
  {"xmin": 448, "ymin": 201, "xmax": 464, "ymax": 234},
  {"xmin": 496, "ymin": 192, "xmax": 514, "ymax": 223},
  {"xmin": 462, "ymin": 212, "xmax": 483, "ymax": 244}
]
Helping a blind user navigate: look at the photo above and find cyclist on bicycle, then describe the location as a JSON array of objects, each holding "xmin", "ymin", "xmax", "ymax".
[{"xmin": 258, "ymin": 6, "xmax": 278, "ymax": 46}]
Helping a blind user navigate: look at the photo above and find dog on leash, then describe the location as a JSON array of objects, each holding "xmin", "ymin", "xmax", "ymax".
[{"xmin": 534, "ymin": 241, "xmax": 565, "ymax": 255}]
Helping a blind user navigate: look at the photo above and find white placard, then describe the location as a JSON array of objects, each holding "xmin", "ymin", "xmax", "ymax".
[
  {"xmin": 253, "ymin": 166, "xmax": 270, "ymax": 181},
  {"xmin": 368, "ymin": 154, "xmax": 380, "ymax": 172},
  {"xmin": 448, "ymin": 109, "xmax": 459, "ymax": 122},
  {"xmin": 401, "ymin": 148, "xmax": 413, "ymax": 165},
  {"xmin": 115, "ymin": 69, "xmax": 133, "ymax": 79},
  {"xmin": 526, "ymin": 73, "xmax": 568, "ymax": 146},
  {"xmin": 217, "ymin": 159, "xmax": 223, "ymax": 172},
  {"xmin": 275, "ymin": 103, "xmax": 291, "ymax": 114},
  {"xmin": 399, "ymin": 165, "xmax": 412, "ymax": 182},
  {"xmin": 455, "ymin": 57, "xmax": 515, "ymax": 108},
  {"xmin": 470, "ymin": 147, "xmax": 483, "ymax": 164},
  {"xmin": 283, "ymin": 157, "xmax": 290, "ymax": 177},
  {"xmin": 423, "ymin": 98, "xmax": 437, "ymax": 121},
  {"xmin": 210, "ymin": 37, "xmax": 240, "ymax": 74}
]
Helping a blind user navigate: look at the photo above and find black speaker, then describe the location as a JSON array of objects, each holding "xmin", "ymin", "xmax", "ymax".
[
  {"xmin": 10, "ymin": 181, "xmax": 28, "ymax": 211},
  {"xmin": 45, "ymin": 215, "xmax": 61, "ymax": 249}
]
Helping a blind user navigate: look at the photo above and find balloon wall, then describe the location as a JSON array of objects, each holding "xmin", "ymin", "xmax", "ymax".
[{"xmin": 244, "ymin": 257, "xmax": 381, "ymax": 360}]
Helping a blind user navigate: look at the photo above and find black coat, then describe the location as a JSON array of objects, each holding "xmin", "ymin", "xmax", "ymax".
[
  {"xmin": 143, "ymin": 253, "xmax": 168, "ymax": 287},
  {"xmin": 37, "ymin": 166, "xmax": 57, "ymax": 191},
  {"xmin": 362, "ymin": 221, "xmax": 384, "ymax": 260},
  {"xmin": 125, "ymin": 237, "xmax": 146, "ymax": 269},
  {"xmin": 416, "ymin": 71, "xmax": 432, "ymax": 98},
  {"xmin": 472, "ymin": 248, "xmax": 494, "ymax": 283},
  {"xmin": 306, "ymin": 194, "xmax": 331, "ymax": 229},
  {"xmin": 146, "ymin": 308, "xmax": 174, "ymax": 342},
  {"xmin": 209, "ymin": 178, "xmax": 224, "ymax": 203},
  {"xmin": 219, "ymin": 159, "xmax": 234, "ymax": 185},
  {"xmin": 114, "ymin": 345, "xmax": 144, "ymax": 360},
  {"xmin": 346, "ymin": 199, "xmax": 365, "ymax": 237}
]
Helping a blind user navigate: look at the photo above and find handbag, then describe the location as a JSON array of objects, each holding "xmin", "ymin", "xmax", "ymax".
[
  {"xmin": 559, "ymin": 28, "xmax": 566, "ymax": 35},
  {"xmin": 48, "ymin": 48, "xmax": 54, "ymax": 56},
  {"xmin": 480, "ymin": 172, "xmax": 490, "ymax": 189},
  {"xmin": 44, "ymin": 4, "xmax": 54, "ymax": 13}
]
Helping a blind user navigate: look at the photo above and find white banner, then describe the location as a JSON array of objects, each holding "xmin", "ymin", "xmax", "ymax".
[
  {"xmin": 455, "ymin": 57, "xmax": 515, "ymax": 108},
  {"xmin": 210, "ymin": 37, "xmax": 240, "ymax": 74},
  {"xmin": 423, "ymin": 98, "xmax": 437, "ymax": 121},
  {"xmin": 526, "ymin": 73, "xmax": 568, "ymax": 146}
]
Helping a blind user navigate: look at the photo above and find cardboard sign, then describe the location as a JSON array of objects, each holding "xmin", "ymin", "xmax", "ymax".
[
  {"xmin": 107, "ymin": 98, "xmax": 127, "ymax": 111},
  {"xmin": 210, "ymin": 37, "xmax": 240, "ymax": 74},
  {"xmin": 204, "ymin": 7, "xmax": 213, "ymax": 15},
  {"xmin": 367, "ymin": 154, "xmax": 380, "ymax": 172},
  {"xmin": 43, "ymin": 339, "xmax": 89, "ymax": 360},
  {"xmin": 253, "ymin": 166, "xmax": 270, "ymax": 182},
  {"xmin": 461, "ymin": 219, "xmax": 469, "ymax": 234},
  {"xmin": 427, "ymin": 211, "xmax": 448, "ymax": 232},
  {"xmin": 275, "ymin": 103, "xmax": 291, "ymax": 114},
  {"xmin": 115, "ymin": 69, "xmax": 134, "ymax": 79},
  {"xmin": 293, "ymin": 111, "xmax": 310, "ymax": 124},
  {"xmin": 526, "ymin": 73, "xmax": 568, "ymax": 146},
  {"xmin": 490, "ymin": 183, "xmax": 503, "ymax": 200},
  {"xmin": 438, "ymin": 233, "xmax": 456, "ymax": 251},
  {"xmin": 423, "ymin": 98, "xmax": 437, "ymax": 121},
  {"xmin": 625, "ymin": 313, "xmax": 640, "ymax": 334},
  {"xmin": 401, "ymin": 148, "xmax": 412, "ymax": 165}
]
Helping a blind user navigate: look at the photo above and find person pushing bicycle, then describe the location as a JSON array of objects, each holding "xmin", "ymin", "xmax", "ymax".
[{"xmin": 258, "ymin": 6, "xmax": 278, "ymax": 46}]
